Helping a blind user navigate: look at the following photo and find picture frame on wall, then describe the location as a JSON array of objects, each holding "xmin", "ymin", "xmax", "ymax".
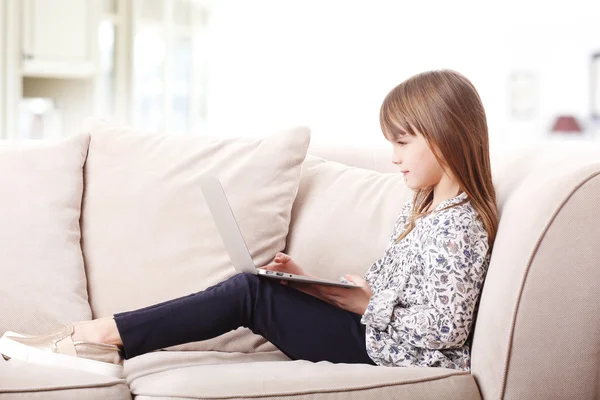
[{"xmin": 591, "ymin": 52, "xmax": 600, "ymax": 120}]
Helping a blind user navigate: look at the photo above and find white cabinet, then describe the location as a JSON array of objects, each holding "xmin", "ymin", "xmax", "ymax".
[
  {"xmin": 1, "ymin": 0, "xmax": 210, "ymax": 140},
  {"xmin": 1, "ymin": 0, "xmax": 99, "ymax": 139},
  {"xmin": 21, "ymin": 0, "xmax": 97, "ymax": 78}
]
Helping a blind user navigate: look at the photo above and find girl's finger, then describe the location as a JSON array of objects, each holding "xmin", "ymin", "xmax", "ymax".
[
  {"xmin": 320, "ymin": 290, "xmax": 340, "ymax": 301},
  {"xmin": 321, "ymin": 286, "xmax": 340, "ymax": 295},
  {"xmin": 277, "ymin": 253, "xmax": 290, "ymax": 262}
]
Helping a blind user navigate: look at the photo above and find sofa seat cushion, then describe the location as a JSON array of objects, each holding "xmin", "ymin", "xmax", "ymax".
[
  {"xmin": 123, "ymin": 351, "xmax": 481, "ymax": 399},
  {"xmin": 0, "ymin": 357, "xmax": 130, "ymax": 399}
]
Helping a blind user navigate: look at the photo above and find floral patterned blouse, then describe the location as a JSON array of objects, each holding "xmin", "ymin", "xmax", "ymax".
[{"xmin": 358, "ymin": 191, "xmax": 490, "ymax": 371}]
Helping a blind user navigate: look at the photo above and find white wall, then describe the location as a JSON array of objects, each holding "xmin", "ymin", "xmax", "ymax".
[
  {"xmin": 204, "ymin": 0, "xmax": 600, "ymax": 148},
  {"xmin": 506, "ymin": 21, "xmax": 599, "ymax": 142}
]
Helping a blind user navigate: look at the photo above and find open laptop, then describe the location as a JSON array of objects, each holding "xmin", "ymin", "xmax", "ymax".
[{"xmin": 199, "ymin": 175, "xmax": 358, "ymax": 289}]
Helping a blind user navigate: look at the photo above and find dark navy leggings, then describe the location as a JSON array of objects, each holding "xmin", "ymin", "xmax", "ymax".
[{"xmin": 113, "ymin": 273, "xmax": 376, "ymax": 365}]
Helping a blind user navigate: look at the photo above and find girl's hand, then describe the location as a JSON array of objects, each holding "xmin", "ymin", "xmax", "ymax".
[
  {"xmin": 313, "ymin": 274, "xmax": 373, "ymax": 314},
  {"xmin": 258, "ymin": 252, "xmax": 306, "ymax": 285}
]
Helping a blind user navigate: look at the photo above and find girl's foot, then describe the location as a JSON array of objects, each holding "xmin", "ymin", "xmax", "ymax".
[{"xmin": 0, "ymin": 323, "xmax": 124, "ymax": 378}]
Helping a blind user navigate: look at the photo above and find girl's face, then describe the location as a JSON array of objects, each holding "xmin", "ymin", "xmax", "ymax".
[{"xmin": 389, "ymin": 131, "xmax": 447, "ymax": 190}]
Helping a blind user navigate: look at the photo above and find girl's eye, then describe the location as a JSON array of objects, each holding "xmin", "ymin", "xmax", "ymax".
[{"xmin": 396, "ymin": 141, "xmax": 406, "ymax": 146}]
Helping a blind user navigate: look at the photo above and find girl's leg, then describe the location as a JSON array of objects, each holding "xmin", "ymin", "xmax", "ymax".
[
  {"xmin": 73, "ymin": 281, "xmax": 236, "ymax": 346},
  {"xmin": 112, "ymin": 273, "xmax": 376, "ymax": 365}
]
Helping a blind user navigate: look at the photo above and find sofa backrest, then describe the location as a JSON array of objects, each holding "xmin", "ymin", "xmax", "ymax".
[
  {"xmin": 283, "ymin": 150, "xmax": 411, "ymax": 289},
  {"xmin": 306, "ymin": 142, "xmax": 600, "ymax": 400}
]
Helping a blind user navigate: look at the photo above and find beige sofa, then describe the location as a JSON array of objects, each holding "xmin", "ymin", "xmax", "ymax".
[{"xmin": 1, "ymin": 121, "xmax": 600, "ymax": 400}]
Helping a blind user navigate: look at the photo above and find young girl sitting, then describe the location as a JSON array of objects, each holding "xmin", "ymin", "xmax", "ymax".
[{"xmin": 0, "ymin": 69, "xmax": 498, "ymax": 377}]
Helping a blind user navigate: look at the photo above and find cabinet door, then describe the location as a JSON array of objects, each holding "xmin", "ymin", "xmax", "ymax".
[{"xmin": 22, "ymin": 0, "xmax": 95, "ymax": 77}]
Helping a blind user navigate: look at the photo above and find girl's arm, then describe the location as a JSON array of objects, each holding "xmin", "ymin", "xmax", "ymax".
[{"xmin": 362, "ymin": 219, "xmax": 490, "ymax": 350}]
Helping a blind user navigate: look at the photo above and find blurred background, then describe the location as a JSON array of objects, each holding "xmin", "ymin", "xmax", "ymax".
[{"xmin": 1, "ymin": 0, "xmax": 599, "ymax": 148}]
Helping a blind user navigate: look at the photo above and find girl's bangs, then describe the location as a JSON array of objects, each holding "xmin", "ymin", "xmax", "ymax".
[{"xmin": 380, "ymin": 99, "xmax": 413, "ymax": 139}]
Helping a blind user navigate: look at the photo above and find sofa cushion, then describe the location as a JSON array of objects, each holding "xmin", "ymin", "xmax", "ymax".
[
  {"xmin": 0, "ymin": 134, "xmax": 92, "ymax": 336},
  {"xmin": 80, "ymin": 119, "xmax": 310, "ymax": 353},
  {"xmin": 285, "ymin": 154, "xmax": 412, "ymax": 282},
  {"xmin": 123, "ymin": 351, "xmax": 481, "ymax": 399},
  {"xmin": 0, "ymin": 356, "xmax": 130, "ymax": 399}
]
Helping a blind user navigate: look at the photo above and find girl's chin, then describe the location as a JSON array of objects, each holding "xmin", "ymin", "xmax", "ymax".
[{"xmin": 405, "ymin": 181, "xmax": 424, "ymax": 190}]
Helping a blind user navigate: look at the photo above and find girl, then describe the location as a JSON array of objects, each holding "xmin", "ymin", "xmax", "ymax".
[{"xmin": 0, "ymin": 69, "xmax": 497, "ymax": 377}]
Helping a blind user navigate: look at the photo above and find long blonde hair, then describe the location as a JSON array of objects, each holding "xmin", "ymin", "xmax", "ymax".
[{"xmin": 380, "ymin": 69, "xmax": 498, "ymax": 250}]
